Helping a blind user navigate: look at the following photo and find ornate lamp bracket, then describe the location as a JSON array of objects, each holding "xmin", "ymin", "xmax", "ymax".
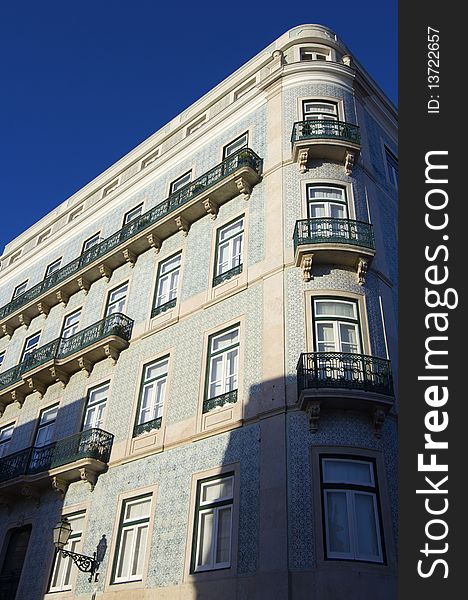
[{"xmin": 56, "ymin": 548, "xmax": 98, "ymax": 583}]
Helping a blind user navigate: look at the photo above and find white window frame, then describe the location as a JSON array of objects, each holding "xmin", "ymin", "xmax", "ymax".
[
  {"xmin": 153, "ymin": 253, "xmax": 181, "ymax": 313},
  {"xmin": 83, "ymin": 382, "xmax": 110, "ymax": 431},
  {"xmin": 45, "ymin": 257, "xmax": 62, "ymax": 278},
  {"xmin": 123, "ymin": 204, "xmax": 143, "ymax": 226},
  {"xmin": 321, "ymin": 457, "xmax": 383, "ymax": 563},
  {"xmin": 48, "ymin": 512, "xmax": 86, "ymax": 592},
  {"xmin": 223, "ymin": 133, "xmax": 248, "ymax": 159},
  {"xmin": 112, "ymin": 495, "xmax": 152, "ymax": 584},
  {"xmin": 105, "ymin": 282, "xmax": 128, "ymax": 316},
  {"xmin": 303, "ymin": 100, "xmax": 338, "ymax": 121},
  {"xmin": 193, "ymin": 474, "xmax": 234, "ymax": 572},
  {"xmin": 0, "ymin": 423, "xmax": 14, "ymax": 458},
  {"xmin": 307, "ymin": 185, "xmax": 348, "ymax": 219},
  {"xmin": 61, "ymin": 309, "xmax": 81, "ymax": 339},
  {"xmin": 300, "ymin": 47, "xmax": 330, "ymax": 61},
  {"xmin": 33, "ymin": 404, "xmax": 58, "ymax": 448},
  {"xmin": 12, "ymin": 280, "xmax": 28, "ymax": 300},
  {"xmin": 135, "ymin": 357, "xmax": 169, "ymax": 433},
  {"xmin": 313, "ymin": 299, "xmax": 361, "ymax": 354},
  {"xmin": 214, "ymin": 217, "xmax": 244, "ymax": 283},
  {"xmin": 206, "ymin": 326, "xmax": 240, "ymax": 401},
  {"xmin": 0, "ymin": 350, "xmax": 5, "ymax": 370},
  {"xmin": 169, "ymin": 171, "xmax": 192, "ymax": 195},
  {"xmin": 82, "ymin": 232, "xmax": 101, "ymax": 253},
  {"xmin": 21, "ymin": 332, "xmax": 41, "ymax": 363}
]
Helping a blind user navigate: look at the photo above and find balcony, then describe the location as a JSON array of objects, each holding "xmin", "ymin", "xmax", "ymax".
[
  {"xmin": 293, "ymin": 218, "xmax": 375, "ymax": 284},
  {"xmin": 296, "ymin": 352, "xmax": 394, "ymax": 437},
  {"xmin": 0, "ymin": 148, "xmax": 263, "ymax": 339},
  {"xmin": 0, "ymin": 428, "xmax": 113, "ymax": 501},
  {"xmin": 291, "ymin": 120, "xmax": 360, "ymax": 174},
  {"xmin": 0, "ymin": 313, "xmax": 133, "ymax": 413}
]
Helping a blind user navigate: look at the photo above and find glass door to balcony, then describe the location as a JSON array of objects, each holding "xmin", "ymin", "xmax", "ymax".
[
  {"xmin": 307, "ymin": 186, "xmax": 349, "ymax": 241},
  {"xmin": 29, "ymin": 404, "xmax": 58, "ymax": 472},
  {"xmin": 303, "ymin": 100, "xmax": 338, "ymax": 137}
]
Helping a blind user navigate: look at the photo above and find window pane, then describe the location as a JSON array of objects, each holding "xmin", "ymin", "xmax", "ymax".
[
  {"xmin": 209, "ymin": 356, "xmax": 224, "ymax": 398},
  {"xmin": 117, "ymin": 528, "xmax": 134, "ymax": 579},
  {"xmin": 219, "ymin": 219, "xmax": 243, "ymax": 242},
  {"xmin": 201, "ymin": 477, "xmax": 233, "ymax": 504},
  {"xmin": 315, "ymin": 300, "xmax": 356, "ymax": 319},
  {"xmin": 131, "ymin": 525, "xmax": 148, "ymax": 577},
  {"xmin": 323, "ymin": 459, "xmax": 373, "ymax": 485},
  {"xmin": 125, "ymin": 497, "xmax": 151, "ymax": 521},
  {"xmin": 197, "ymin": 510, "xmax": 214, "ymax": 567},
  {"xmin": 144, "ymin": 359, "xmax": 168, "ymax": 381},
  {"xmin": 160, "ymin": 254, "xmax": 181, "ymax": 275},
  {"xmin": 326, "ymin": 491, "xmax": 351, "ymax": 554},
  {"xmin": 308, "ymin": 186, "xmax": 344, "ymax": 201},
  {"xmin": 355, "ymin": 493, "xmax": 380, "ymax": 559},
  {"xmin": 216, "ymin": 507, "xmax": 232, "ymax": 564},
  {"xmin": 339, "ymin": 324, "xmax": 359, "ymax": 353},
  {"xmin": 212, "ymin": 329, "xmax": 239, "ymax": 353}
]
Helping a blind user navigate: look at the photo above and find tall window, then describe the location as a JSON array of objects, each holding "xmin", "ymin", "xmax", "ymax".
[
  {"xmin": 123, "ymin": 204, "xmax": 143, "ymax": 226},
  {"xmin": 385, "ymin": 146, "xmax": 398, "ymax": 188},
  {"xmin": 134, "ymin": 357, "xmax": 168, "ymax": 436},
  {"xmin": 0, "ymin": 423, "xmax": 14, "ymax": 458},
  {"xmin": 83, "ymin": 382, "xmax": 109, "ymax": 430},
  {"xmin": 61, "ymin": 309, "xmax": 81, "ymax": 339},
  {"xmin": 112, "ymin": 494, "xmax": 152, "ymax": 584},
  {"xmin": 169, "ymin": 171, "xmax": 192, "ymax": 195},
  {"xmin": 214, "ymin": 217, "xmax": 244, "ymax": 286},
  {"xmin": 192, "ymin": 474, "xmax": 234, "ymax": 572},
  {"xmin": 105, "ymin": 282, "xmax": 128, "ymax": 316},
  {"xmin": 321, "ymin": 457, "xmax": 383, "ymax": 563},
  {"xmin": 20, "ymin": 332, "xmax": 41, "ymax": 363},
  {"xmin": 303, "ymin": 100, "xmax": 338, "ymax": 121},
  {"xmin": 223, "ymin": 133, "xmax": 248, "ymax": 159},
  {"xmin": 30, "ymin": 404, "xmax": 58, "ymax": 471},
  {"xmin": 45, "ymin": 258, "xmax": 62, "ymax": 278},
  {"xmin": 205, "ymin": 325, "xmax": 239, "ymax": 411},
  {"xmin": 12, "ymin": 281, "xmax": 28, "ymax": 300},
  {"xmin": 49, "ymin": 512, "xmax": 86, "ymax": 592},
  {"xmin": 152, "ymin": 253, "xmax": 181, "ymax": 316},
  {"xmin": 82, "ymin": 232, "xmax": 101, "ymax": 253}
]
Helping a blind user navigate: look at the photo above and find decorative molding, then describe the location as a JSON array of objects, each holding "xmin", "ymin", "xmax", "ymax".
[
  {"xmin": 77, "ymin": 277, "xmax": 90, "ymax": 294},
  {"xmin": 56, "ymin": 289, "xmax": 69, "ymax": 306},
  {"xmin": 305, "ymin": 401, "xmax": 321, "ymax": 433},
  {"xmin": 77, "ymin": 356, "xmax": 92, "ymax": 377},
  {"xmin": 103, "ymin": 344, "xmax": 119, "ymax": 365},
  {"xmin": 50, "ymin": 366, "xmax": 69, "ymax": 388},
  {"xmin": 147, "ymin": 233, "xmax": 161, "ymax": 253},
  {"xmin": 98, "ymin": 264, "xmax": 111, "ymax": 281},
  {"xmin": 298, "ymin": 149, "xmax": 309, "ymax": 173},
  {"xmin": 356, "ymin": 257, "xmax": 368, "ymax": 285},
  {"xmin": 52, "ymin": 476, "xmax": 69, "ymax": 497},
  {"xmin": 344, "ymin": 149, "xmax": 356, "ymax": 175},
  {"xmin": 342, "ymin": 54, "xmax": 353, "ymax": 67},
  {"xmin": 235, "ymin": 177, "xmax": 252, "ymax": 200},
  {"xmin": 37, "ymin": 301, "xmax": 50, "ymax": 316},
  {"xmin": 1, "ymin": 324, "xmax": 13, "ymax": 338},
  {"xmin": 122, "ymin": 248, "xmax": 136, "ymax": 267},
  {"xmin": 300, "ymin": 255, "xmax": 313, "ymax": 282},
  {"xmin": 372, "ymin": 408, "xmax": 386, "ymax": 438},
  {"xmin": 10, "ymin": 389, "xmax": 25, "ymax": 407},
  {"xmin": 175, "ymin": 216, "xmax": 190, "ymax": 236},
  {"xmin": 203, "ymin": 198, "xmax": 218, "ymax": 220},
  {"xmin": 18, "ymin": 314, "xmax": 30, "ymax": 328},
  {"xmin": 25, "ymin": 377, "xmax": 46, "ymax": 398},
  {"xmin": 80, "ymin": 467, "xmax": 98, "ymax": 491}
]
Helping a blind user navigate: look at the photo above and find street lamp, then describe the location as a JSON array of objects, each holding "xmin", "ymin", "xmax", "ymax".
[{"xmin": 52, "ymin": 518, "xmax": 98, "ymax": 583}]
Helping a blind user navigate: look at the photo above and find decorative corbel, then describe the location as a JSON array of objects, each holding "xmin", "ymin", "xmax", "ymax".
[
  {"xmin": 25, "ymin": 377, "xmax": 46, "ymax": 398},
  {"xmin": 270, "ymin": 49, "xmax": 284, "ymax": 73},
  {"xmin": 103, "ymin": 344, "xmax": 119, "ymax": 365},
  {"xmin": 122, "ymin": 248, "xmax": 136, "ymax": 267},
  {"xmin": 235, "ymin": 177, "xmax": 252, "ymax": 200},
  {"xmin": 18, "ymin": 314, "xmax": 30, "ymax": 329},
  {"xmin": 49, "ymin": 366, "xmax": 69, "ymax": 388},
  {"xmin": 56, "ymin": 290, "xmax": 69, "ymax": 306},
  {"xmin": 37, "ymin": 302, "xmax": 50, "ymax": 317},
  {"xmin": 356, "ymin": 257, "xmax": 368, "ymax": 285},
  {"xmin": 147, "ymin": 233, "xmax": 161, "ymax": 253},
  {"xmin": 10, "ymin": 389, "xmax": 25, "ymax": 407},
  {"xmin": 98, "ymin": 264, "xmax": 112, "ymax": 282},
  {"xmin": 203, "ymin": 198, "xmax": 218, "ymax": 220},
  {"xmin": 300, "ymin": 255, "xmax": 314, "ymax": 282},
  {"xmin": 77, "ymin": 277, "xmax": 90, "ymax": 294},
  {"xmin": 175, "ymin": 216, "xmax": 190, "ymax": 236},
  {"xmin": 298, "ymin": 149, "xmax": 309, "ymax": 173},
  {"xmin": 342, "ymin": 54, "xmax": 353, "ymax": 67},
  {"xmin": 306, "ymin": 401, "xmax": 321, "ymax": 433},
  {"xmin": 77, "ymin": 357, "xmax": 93, "ymax": 377},
  {"xmin": 52, "ymin": 476, "xmax": 69, "ymax": 497},
  {"xmin": 80, "ymin": 467, "xmax": 98, "ymax": 491},
  {"xmin": 372, "ymin": 408, "xmax": 386, "ymax": 438},
  {"xmin": 1, "ymin": 323, "xmax": 13, "ymax": 338},
  {"xmin": 344, "ymin": 150, "xmax": 356, "ymax": 176}
]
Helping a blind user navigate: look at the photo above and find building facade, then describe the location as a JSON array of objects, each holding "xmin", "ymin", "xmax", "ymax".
[{"xmin": 0, "ymin": 25, "xmax": 398, "ymax": 600}]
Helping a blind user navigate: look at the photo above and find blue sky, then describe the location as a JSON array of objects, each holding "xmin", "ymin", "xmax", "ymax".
[{"xmin": 0, "ymin": 1, "xmax": 397, "ymax": 253}]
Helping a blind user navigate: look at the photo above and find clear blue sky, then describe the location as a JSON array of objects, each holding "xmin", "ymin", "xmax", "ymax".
[{"xmin": 0, "ymin": 1, "xmax": 397, "ymax": 253}]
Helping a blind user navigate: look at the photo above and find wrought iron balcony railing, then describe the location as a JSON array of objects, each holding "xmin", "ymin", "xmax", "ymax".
[
  {"xmin": 203, "ymin": 389, "xmax": 238, "ymax": 413},
  {"xmin": 213, "ymin": 264, "xmax": 243, "ymax": 287},
  {"xmin": 133, "ymin": 417, "xmax": 162, "ymax": 437},
  {"xmin": 0, "ymin": 428, "xmax": 113, "ymax": 484},
  {"xmin": 293, "ymin": 218, "xmax": 375, "ymax": 252},
  {"xmin": 0, "ymin": 313, "xmax": 133, "ymax": 392},
  {"xmin": 291, "ymin": 120, "xmax": 361, "ymax": 145},
  {"xmin": 297, "ymin": 352, "xmax": 394, "ymax": 397},
  {"xmin": 0, "ymin": 148, "xmax": 262, "ymax": 326}
]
